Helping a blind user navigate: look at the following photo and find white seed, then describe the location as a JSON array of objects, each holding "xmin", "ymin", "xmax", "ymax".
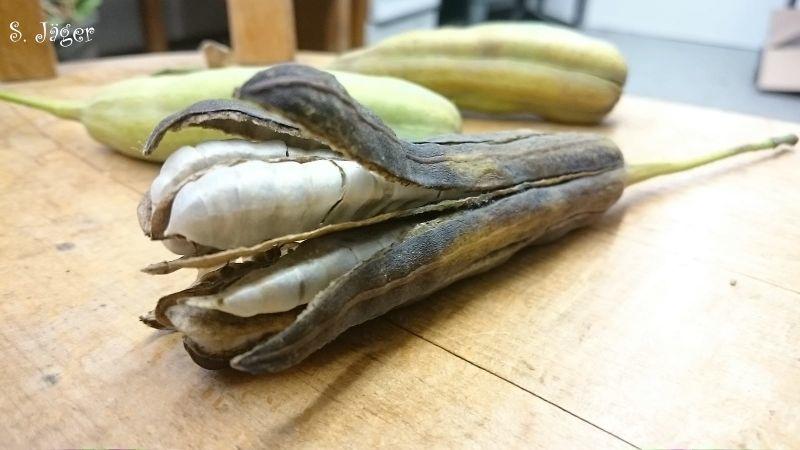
[
  {"xmin": 185, "ymin": 225, "xmax": 408, "ymax": 316},
  {"xmin": 156, "ymin": 140, "xmax": 465, "ymax": 252},
  {"xmin": 151, "ymin": 140, "xmax": 297, "ymax": 206}
]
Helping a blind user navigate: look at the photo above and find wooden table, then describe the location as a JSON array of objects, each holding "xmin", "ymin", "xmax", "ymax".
[{"xmin": 1, "ymin": 52, "xmax": 798, "ymax": 449}]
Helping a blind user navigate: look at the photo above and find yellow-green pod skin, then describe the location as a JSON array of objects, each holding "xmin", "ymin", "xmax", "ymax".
[
  {"xmin": 0, "ymin": 67, "xmax": 462, "ymax": 162},
  {"xmin": 84, "ymin": 68, "xmax": 257, "ymax": 161},
  {"xmin": 330, "ymin": 22, "xmax": 628, "ymax": 124}
]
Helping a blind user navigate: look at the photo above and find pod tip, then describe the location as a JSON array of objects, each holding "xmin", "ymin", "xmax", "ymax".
[
  {"xmin": 141, "ymin": 261, "xmax": 173, "ymax": 275},
  {"xmin": 772, "ymin": 134, "xmax": 798, "ymax": 147},
  {"xmin": 0, "ymin": 90, "xmax": 84, "ymax": 120}
]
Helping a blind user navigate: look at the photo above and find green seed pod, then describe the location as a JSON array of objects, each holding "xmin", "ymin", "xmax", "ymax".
[
  {"xmin": 330, "ymin": 22, "xmax": 628, "ymax": 123},
  {"xmin": 0, "ymin": 67, "xmax": 461, "ymax": 162},
  {"xmin": 139, "ymin": 64, "xmax": 795, "ymax": 373}
]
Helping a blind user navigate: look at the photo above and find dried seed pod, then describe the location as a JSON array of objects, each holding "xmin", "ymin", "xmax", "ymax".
[
  {"xmin": 139, "ymin": 64, "xmax": 796, "ymax": 373},
  {"xmin": 0, "ymin": 67, "xmax": 461, "ymax": 161},
  {"xmin": 329, "ymin": 22, "xmax": 628, "ymax": 123}
]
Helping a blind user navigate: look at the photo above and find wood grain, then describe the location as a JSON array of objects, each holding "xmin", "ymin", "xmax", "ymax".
[
  {"xmin": 390, "ymin": 108, "xmax": 800, "ymax": 449},
  {"xmin": 0, "ymin": 0, "xmax": 57, "ymax": 81},
  {"xmin": 295, "ymin": 0, "xmax": 353, "ymax": 52},
  {"xmin": 1, "ymin": 51, "xmax": 798, "ymax": 448},
  {"xmin": 227, "ymin": 0, "xmax": 296, "ymax": 64},
  {"xmin": 139, "ymin": 0, "xmax": 168, "ymax": 53},
  {"xmin": 349, "ymin": 0, "xmax": 368, "ymax": 48}
]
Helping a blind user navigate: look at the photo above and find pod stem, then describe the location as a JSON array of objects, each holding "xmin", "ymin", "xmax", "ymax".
[
  {"xmin": 0, "ymin": 90, "xmax": 84, "ymax": 120},
  {"xmin": 625, "ymin": 134, "xmax": 798, "ymax": 186}
]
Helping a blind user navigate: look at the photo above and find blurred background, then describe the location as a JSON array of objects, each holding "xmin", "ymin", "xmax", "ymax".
[{"xmin": 37, "ymin": 0, "xmax": 800, "ymax": 120}]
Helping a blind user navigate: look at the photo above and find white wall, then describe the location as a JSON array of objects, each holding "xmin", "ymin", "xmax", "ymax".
[
  {"xmin": 541, "ymin": 0, "xmax": 581, "ymax": 22},
  {"xmin": 584, "ymin": 0, "xmax": 787, "ymax": 50}
]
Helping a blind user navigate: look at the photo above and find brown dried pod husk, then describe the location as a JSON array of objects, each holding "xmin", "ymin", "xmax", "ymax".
[{"xmin": 140, "ymin": 64, "xmax": 627, "ymax": 373}]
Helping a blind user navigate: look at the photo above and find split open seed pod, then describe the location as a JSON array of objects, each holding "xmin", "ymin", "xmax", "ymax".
[
  {"xmin": 138, "ymin": 64, "xmax": 624, "ymax": 372},
  {"xmin": 138, "ymin": 64, "xmax": 794, "ymax": 373}
]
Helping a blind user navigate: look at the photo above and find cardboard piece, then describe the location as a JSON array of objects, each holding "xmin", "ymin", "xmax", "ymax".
[{"xmin": 758, "ymin": 8, "xmax": 800, "ymax": 92}]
